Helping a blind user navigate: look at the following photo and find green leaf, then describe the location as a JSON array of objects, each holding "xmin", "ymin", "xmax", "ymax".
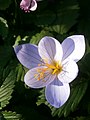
[
  {"xmin": 50, "ymin": 0, "xmax": 79, "ymax": 34},
  {"xmin": 14, "ymin": 30, "xmax": 53, "ymax": 47},
  {"xmin": 66, "ymin": 81, "xmax": 88, "ymax": 115},
  {"xmin": 0, "ymin": 0, "xmax": 11, "ymax": 10},
  {"xmin": 73, "ymin": 116, "xmax": 90, "ymax": 120},
  {"xmin": 0, "ymin": 17, "xmax": 8, "ymax": 39},
  {"xmin": 2, "ymin": 111, "xmax": 21, "ymax": 120},
  {"xmin": 30, "ymin": 30, "xmax": 53, "ymax": 44},
  {"xmin": 0, "ymin": 71, "xmax": 16, "ymax": 109},
  {"xmin": 15, "ymin": 64, "xmax": 25, "ymax": 82},
  {"xmin": 36, "ymin": 88, "xmax": 46, "ymax": 106},
  {"xmin": 13, "ymin": 36, "xmax": 22, "ymax": 47},
  {"xmin": 0, "ymin": 112, "xmax": 5, "ymax": 120},
  {"xmin": 36, "ymin": 0, "xmax": 79, "ymax": 34}
]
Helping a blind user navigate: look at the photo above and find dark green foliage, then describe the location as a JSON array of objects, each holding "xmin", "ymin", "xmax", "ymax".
[
  {"xmin": 0, "ymin": 17, "xmax": 8, "ymax": 39},
  {"xmin": 0, "ymin": 0, "xmax": 90, "ymax": 119},
  {"xmin": 0, "ymin": 0, "xmax": 11, "ymax": 10}
]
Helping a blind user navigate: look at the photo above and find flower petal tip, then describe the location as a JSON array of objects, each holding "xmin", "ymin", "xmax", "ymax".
[
  {"xmin": 62, "ymin": 35, "xmax": 85, "ymax": 62},
  {"xmin": 45, "ymin": 81, "xmax": 70, "ymax": 108}
]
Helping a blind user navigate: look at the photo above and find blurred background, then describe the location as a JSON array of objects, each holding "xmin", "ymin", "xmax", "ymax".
[{"xmin": 0, "ymin": 0, "xmax": 90, "ymax": 120}]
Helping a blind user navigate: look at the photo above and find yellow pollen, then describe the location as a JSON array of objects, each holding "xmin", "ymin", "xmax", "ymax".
[
  {"xmin": 34, "ymin": 61, "xmax": 62, "ymax": 81},
  {"xmin": 45, "ymin": 61, "xmax": 62, "ymax": 75},
  {"xmin": 34, "ymin": 68, "xmax": 48, "ymax": 81}
]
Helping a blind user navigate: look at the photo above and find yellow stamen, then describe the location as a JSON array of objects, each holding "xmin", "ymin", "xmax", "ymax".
[
  {"xmin": 35, "ymin": 60, "xmax": 62, "ymax": 81},
  {"xmin": 45, "ymin": 63, "xmax": 56, "ymax": 69},
  {"xmin": 45, "ymin": 61, "xmax": 62, "ymax": 75}
]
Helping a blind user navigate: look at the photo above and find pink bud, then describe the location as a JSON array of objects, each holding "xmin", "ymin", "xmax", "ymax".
[{"xmin": 20, "ymin": 0, "xmax": 37, "ymax": 12}]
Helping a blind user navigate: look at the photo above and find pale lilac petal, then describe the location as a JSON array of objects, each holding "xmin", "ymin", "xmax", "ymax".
[
  {"xmin": 45, "ymin": 80, "xmax": 70, "ymax": 108},
  {"xmin": 58, "ymin": 60, "xmax": 78, "ymax": 83},
  {"xmin": 38, "ymin": 36, "xmax": 63, "ymax": 64},
  {"xmin": 61, "ymin": 37, "xmax": 75, "ymax": 61},
  {"xmin": 30, "ymin": 0, "xmax": 37, "ymax": 11},
  {"xmin": 14, "ymin": 44, "xmax": 42, "ymax": 69},
  {"xmin": 24, "ymin": 66, "xmax": 56, "ymax": 88},
  {"xmin": 62, "ymin": 35, "xmax": 85, "ymax": 62}
]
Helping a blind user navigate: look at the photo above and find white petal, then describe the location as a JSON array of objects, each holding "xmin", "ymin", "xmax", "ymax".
[
  {"xmin": 14, "ymin": 44, "xmax": 42, "ymax": 69},
  {"xmin": 62, "ymin": 35, "xmax": 85, "ymax": 62},
  {"xmin": 30, "ymin": 0, "xmax": 37, "ymax": 11},
  {"xmin": 24, "ymin": 66, "xmax": 56, "ymax": 88},
  {"xmin": 38, "ymin": 36, "xmax": 63, "ymax": 64},
  {"xmin": 45, "ymin": 80, "xmax": 70, "ymax": 108},
  {"xmin": 58, "ymin": 60, "xmax": 78, "ymax": 83}
]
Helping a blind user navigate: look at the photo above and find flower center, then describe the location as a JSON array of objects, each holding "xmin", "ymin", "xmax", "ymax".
[
  {"xmin": 34, "ymin": 61, "xmax": 62, "ymax": 81},
  {"xmin": 45, "ymin": 61, "xmax": 62, "ymax": 75}
]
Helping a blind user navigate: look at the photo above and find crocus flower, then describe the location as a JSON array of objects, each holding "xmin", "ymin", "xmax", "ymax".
[
  {"xmin": 20, "ymin": 0, "xmax": 37, "ymax": 12},
  {"xmin": 14, "ymin": 35, "xmax": 85, "ymax": 108}
]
